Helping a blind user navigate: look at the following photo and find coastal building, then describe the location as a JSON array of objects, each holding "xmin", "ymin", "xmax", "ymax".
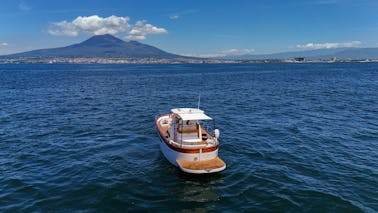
[{"xmin": 294, "ymin": 57, "xmax": 305, "ymax": 62}]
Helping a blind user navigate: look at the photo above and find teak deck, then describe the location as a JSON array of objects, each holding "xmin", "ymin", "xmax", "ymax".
[{"xmin": 177, "ymin": 157, "xmax": 225, "ymax": 171}]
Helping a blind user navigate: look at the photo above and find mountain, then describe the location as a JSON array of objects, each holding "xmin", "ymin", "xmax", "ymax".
[
  {"xmin": 219, "ymin": 48, "xmax": 378, "ymax": 60},
  {"xmin": 3, "ymin": 35, "xmax": 377, "ymax": 61},
  {"xmin": 323, "ymin": 48, "xmax": 378, "ymax": 59},
  {"xmin": 1, "ymin": 34, "xmax": 184, "ymax": 59}
]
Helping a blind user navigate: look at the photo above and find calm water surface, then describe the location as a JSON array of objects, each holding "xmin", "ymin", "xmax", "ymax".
[{"xmin": 0, "ymin": 63, "xmax": 377, "ymax": 212}]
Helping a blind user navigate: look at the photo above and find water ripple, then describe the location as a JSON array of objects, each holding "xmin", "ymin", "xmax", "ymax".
[{"xmin": 0, "ymin": 63, "xmax": 377, "ymax": 212}]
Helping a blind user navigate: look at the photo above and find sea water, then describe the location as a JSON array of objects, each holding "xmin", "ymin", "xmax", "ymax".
[{"xmin": 0, "ymin": 63, "xmax": 377, "ymax": 212}]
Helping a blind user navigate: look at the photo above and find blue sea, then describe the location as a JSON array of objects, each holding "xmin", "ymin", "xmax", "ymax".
[{"xmin": 0, "ymin": 63, "xmax": 377, "ymax": 212}]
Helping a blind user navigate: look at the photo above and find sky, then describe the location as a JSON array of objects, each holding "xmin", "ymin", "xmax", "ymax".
[{"xmin": 0, "ymin": 0, "xmax": 378, "ymax": 56}]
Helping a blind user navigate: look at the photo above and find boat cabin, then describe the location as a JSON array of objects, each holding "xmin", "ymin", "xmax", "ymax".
[{"xmin": 169, "ymin": 108, "xmax": 212, "ymax": 145}]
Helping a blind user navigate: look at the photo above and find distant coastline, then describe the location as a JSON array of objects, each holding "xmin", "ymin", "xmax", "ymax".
[
  {"xmin": 1, "ymin": 35, "xmax": 377, "ymax": 64},
  {"xmin": 0, "ymin": 57, "xmax": 377, "ymax": 64}
]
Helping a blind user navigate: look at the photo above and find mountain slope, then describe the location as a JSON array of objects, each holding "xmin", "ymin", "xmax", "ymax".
[
  {"xmin": 322, "ymin": 48, "xmax": 378, "ymax": 59},
  {"xmin": 2, "ymin": 34, "xmax": 184, "ymax": 59}
]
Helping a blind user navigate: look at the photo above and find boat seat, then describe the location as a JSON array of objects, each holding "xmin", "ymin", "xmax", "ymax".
[
  {"xmin": 178, "ymin": 122, "xmax": 200, "ymax": 134},
  {"xmin": 177, "ymin": 122, "xmax": 202, "ymax": 143},
  {"xmin": 178, "ymin": 128, "xmax": 198, "ymax": 134},
  {"xmin": 182, "ymin": 138, "xmax": 202, "ymax": 143},
  {"xmin": 181, "ymin": 131, "xmax": 202, "ymax": 143}
]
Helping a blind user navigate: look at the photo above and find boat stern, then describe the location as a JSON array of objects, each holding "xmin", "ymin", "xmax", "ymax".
[{"xmin": 176, "ymin": 157, "xmax": 226, "ymax": 174}]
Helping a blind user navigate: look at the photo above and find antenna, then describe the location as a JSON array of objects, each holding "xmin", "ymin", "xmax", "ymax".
[{"xmin": 197, "ymin": 94, "xmax": 201, "ymax": 109}]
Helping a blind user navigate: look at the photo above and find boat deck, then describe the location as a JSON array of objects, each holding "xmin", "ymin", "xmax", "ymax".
[
  {"xmin": 157, "ymin": 116, "xmax": 210, "ymax": 145},
  {"xmin": 176, "ymin": 157, "xmax": 226, "ymax": 172}
]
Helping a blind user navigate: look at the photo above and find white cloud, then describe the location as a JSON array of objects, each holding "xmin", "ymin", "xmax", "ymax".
[
  {"xmin": 169, "ymin": 15, "xmax": 179, "ymax": 20},
  {"xmin": 126, "ymin": 20, "xmax": 167, "ymax": 40},
  {"xmin": 1, "ymin": 42, "xmax": 8, "ymax": 46},
  {"xmin": 48, "ymin": 15, "xmax": 130, "ymax": 36},
  {"xmin": 182, "ymin": 48, "xmax": 255, "ymax": 58},
  {"xmin": 74, "ymin": 15, "xmax": 130, "ymax": 35},
  {"xmin": 169, "ymin": 9, "xmax": 198, "ymax": 20},
  {"xmin": 221, "ymin": 48, "xmax": 255, "ymax": 55},
  {"xmin": 296, "ymin": 41, "xmax": 362, "ymax": 49},
  {"xmin": 48, "ymin": 21, "xmax": 79, "ymax": 36},
  {"xmin": 182, "ymin": 53, "xmax": 225, "ymax": 58},
  {"xmin": 48, "ymin": 15, "xmax": 167, "ymax": 40},
  {"xmin": 18, "ymin": 1, "xmax": 31, "ymax": 12}
]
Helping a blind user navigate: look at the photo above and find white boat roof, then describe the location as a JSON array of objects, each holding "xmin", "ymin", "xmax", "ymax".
[{"xmin": 171, "ymin": 108, "xmax": 212, "ymax": 121}]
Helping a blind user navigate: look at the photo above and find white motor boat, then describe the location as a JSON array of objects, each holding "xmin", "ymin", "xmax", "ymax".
[{"xmin": 155, "ymin": 108, "xmax": 226, "ymax": 174}]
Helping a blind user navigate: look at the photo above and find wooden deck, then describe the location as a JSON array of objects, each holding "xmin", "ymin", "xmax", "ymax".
[{"xmin": 176, "ymin": 157, "xmax": 225, "ymax": 171}]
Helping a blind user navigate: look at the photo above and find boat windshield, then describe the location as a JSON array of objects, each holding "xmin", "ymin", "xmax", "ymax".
[{"xmin": 198, "ymin": 119, "xmax": 216, "ymax": 137}]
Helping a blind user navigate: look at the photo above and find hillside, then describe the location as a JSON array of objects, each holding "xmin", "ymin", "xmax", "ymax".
[{"xmin": 1, "ymin": 34, "xmax": 184, "ymax": 59}]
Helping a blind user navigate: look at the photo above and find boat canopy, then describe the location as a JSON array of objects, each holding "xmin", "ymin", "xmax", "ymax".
[{"xmin": 171, "ymin": 108, "xmax": 212, "ymax": 121}]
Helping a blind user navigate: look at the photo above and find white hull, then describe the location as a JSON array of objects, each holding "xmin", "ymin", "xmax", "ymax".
[{"xmin": 157, "ymin": 129, "xmax": 226, "ymax": 174}]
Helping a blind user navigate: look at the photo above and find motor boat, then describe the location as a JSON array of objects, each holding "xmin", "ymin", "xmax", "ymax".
[{"xmin": 155, "ymin": 108, "xmax": 226, "ymax": 174}]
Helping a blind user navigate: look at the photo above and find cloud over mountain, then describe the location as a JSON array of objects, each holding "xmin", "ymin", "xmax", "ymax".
[
  {"xmin": 126, "ymin": 20, "xmax": 167, "ymax": 40},
  {"xmin": 48, "ymin": 15, "xmax": 167, "ymax": 40}
]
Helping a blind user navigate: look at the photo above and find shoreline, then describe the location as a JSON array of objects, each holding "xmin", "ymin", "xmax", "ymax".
[{"xmin": 0, "ymin": 57, "xmax": 377, "ymax": 64}]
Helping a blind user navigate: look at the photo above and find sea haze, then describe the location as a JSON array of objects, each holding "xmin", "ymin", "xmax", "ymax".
[{"xmin": 0, "ymin": 63, "xmax": 377, "ymax": 212}]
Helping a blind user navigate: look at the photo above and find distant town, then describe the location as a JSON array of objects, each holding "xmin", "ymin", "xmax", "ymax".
[{"xmin": 0, "ymin": 57, "xmax": 377, "ymax": 64}]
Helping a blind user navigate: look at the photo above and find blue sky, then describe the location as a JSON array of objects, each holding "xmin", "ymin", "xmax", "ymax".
[{"xmin": 0, "ymin": 0, "xmax": 377, "ymax": 56}]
